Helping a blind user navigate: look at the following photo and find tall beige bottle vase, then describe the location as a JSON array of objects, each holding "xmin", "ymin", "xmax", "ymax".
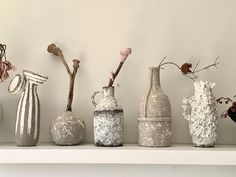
[
  {"xmin": 92, "ymin": 86, "xmax": 124, "ymax": 147},
  {"xmin": 138, "ymin": 67, "xmax": 172, "ymax": 147},
  {"xmin": 8, "ymin": 70, "xmax": 48, "ymax": 146}
]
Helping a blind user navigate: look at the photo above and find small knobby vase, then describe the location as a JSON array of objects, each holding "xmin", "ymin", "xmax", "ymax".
[
  {"xmin": 92, "ymin": 86, "xmax": 124, "ymax": 147},
  {"xmin": 182, "ymin": 81, "xmax": 218, "ymax": 147},
  {"xmin": 138, "ymin": 67, "xmax": 172, "ymax": 147},
  {"xmin": 8, "ymin": 70, "xmax": 48, "ymax": 146},
  {"xmin": 50, "ymin": 111, "xmax": 86, "ymax": 146}
]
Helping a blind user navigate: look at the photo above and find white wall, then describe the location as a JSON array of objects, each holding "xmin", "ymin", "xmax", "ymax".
[{"xmin": 1, "ymin": 0, "xmax": 236, "ymax": 176}]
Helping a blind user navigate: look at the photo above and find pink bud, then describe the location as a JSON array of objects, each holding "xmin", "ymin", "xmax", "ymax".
[{"xmin": 120, "ymin": 48, "xmax": 132, "ymax": 62}]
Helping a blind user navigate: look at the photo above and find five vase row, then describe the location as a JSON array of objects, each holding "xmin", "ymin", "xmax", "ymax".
[{"xmin": 1, "ymin": 67, "xmax": 218, "ymax": 148}]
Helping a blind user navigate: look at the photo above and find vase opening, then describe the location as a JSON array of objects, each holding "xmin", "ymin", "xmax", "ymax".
[{"xmin": 23, "ymin": 70, "xmax": 48, "ymax": 85}]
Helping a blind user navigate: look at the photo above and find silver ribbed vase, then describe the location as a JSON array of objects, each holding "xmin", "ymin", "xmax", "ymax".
[{"xmin": 9, "ymin": 70, "xmax": 48, "ymax": 146}]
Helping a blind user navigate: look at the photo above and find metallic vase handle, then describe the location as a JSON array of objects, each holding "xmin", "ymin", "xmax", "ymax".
[{"xmin": 91, "ymin": 90, "xmax": 102, "ymax": 107}]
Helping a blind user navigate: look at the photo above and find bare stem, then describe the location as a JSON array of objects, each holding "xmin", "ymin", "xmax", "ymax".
[
  {"xmin": 159, "ymin": 61, "xmax": 181, "ymax": 70},
  {"xmin": 0, "ymin": 44, "xmax": 6, "ymax": 61},
  {"xmin": 216, "ymin": 97, "xmax": 233, "ymax": 104},
  {"xmin": 47, "ymin": 43, "xmax": 80, "ymax": 112},
  {"xmin": 158, "ymin": 56, "xmax": 220, "ymax": 81},
  {"xmin": 66, "ymin": 67, "xmax": 78, "ymax": 111},
  {"xmin": 193, "ymin": 56, "xmax": 220, "ymax": 73},
  {"xmin": 108, "ymin": 62, "xmax": 124, "ymax": 87},
  {"xmin": 58, "ymin": 54, "xmax": 72, "ymax": 76}
]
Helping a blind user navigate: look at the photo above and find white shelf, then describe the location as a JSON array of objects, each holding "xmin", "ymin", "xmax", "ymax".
[{"xmin": 0, "ymin": 143, "xmax": 236, "ymax": 165}]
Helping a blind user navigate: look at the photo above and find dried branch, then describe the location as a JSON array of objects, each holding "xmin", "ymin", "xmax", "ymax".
[
  {"xmin": 47, "ymin": 44, "xmax": 72, "ymax": 76},
  {"xmin": 193, "ymin": 56, "xmax": 219, "ymax": 73},
  {"xmin": 107, "ymin": 48, "xmax": 132, "ymax": 87},
  {"xmin": 47, "ymin": 43, "xmax": 80, "ymax": 112},
  {"xmin": 216, "ymin": 95, "xmax": 236, "ymax": 119},
  {"xmin": 192, "ymin": 60, "xmax": 200, "ymax": 73},
  {"xmin": 216, "ymin": 97, "xmax": 233, "ymax": 104},
  {"xmin": 0, "ymin": 44, "xmax": 15, "ymax": 82},
  {"xmin": 0, "ymin": 44, "xmax": 6, "ymax": 61},
  {"xmin": 158, "ymin": 56, "xmax": 220, "ymax": 81},
  {"xmin": 108, "ymin": 62, "xmax": 124, "ymax": 87}
]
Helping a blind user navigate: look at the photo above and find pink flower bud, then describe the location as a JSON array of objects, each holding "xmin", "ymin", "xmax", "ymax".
[{"xmin": 120, "ymin": 48, "xmax": 132, "ymax": 62}]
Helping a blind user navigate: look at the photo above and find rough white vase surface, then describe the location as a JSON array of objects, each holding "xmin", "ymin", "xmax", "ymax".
[
  {"xmin": 50, "ymin": 111, "xmax": 86, "ymax": 146},
  {"xmin": 182, "ymin": 81, "xmax": 218, "ymax": 147}
]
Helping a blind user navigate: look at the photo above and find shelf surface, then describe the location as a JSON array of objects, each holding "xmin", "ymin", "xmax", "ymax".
[{"xmin": 0, "ymin": 143, "xmax": 236, "ymax": 165}]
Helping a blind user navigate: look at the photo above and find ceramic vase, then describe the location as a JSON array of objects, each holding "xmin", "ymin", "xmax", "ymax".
[
  {"xmin": 91, "ymin": 86, "xmax": 124, "ymax": 147},
  {"xmin": 138, "ymin": 67, "xmax": 172, "ymax": 147},
  {"xmin": 8, "ymin": 70, "xmax": 48, "ymax": 146},
  {"xmin": 182, "ymin": 81, "xmax": 218, "ymax": 147},
  {"xmin": 50, "ymin": 111, "xmax": 86, "ymax": 145}
]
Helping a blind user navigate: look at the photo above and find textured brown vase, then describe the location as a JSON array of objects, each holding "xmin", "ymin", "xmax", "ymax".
[{"xmin": 138, "ymin": 67, "xmax": 172, "ymax": 147}]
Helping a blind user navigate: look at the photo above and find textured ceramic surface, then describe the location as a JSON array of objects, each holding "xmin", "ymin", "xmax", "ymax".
[
  {"xmin": 138, "ymin": 67, "xmax": 172, "ymax": 147},
  {"xmin": 182, "ymin": 81, "xmax": 218, "ymax": 147},
  {"xmin": 92, "ymin": 86, "xmax": 124, "ymax": 147},
  {"xmin": 50, "ymin": 111, "xmax": 86, "ymax": 145},
  {"xmin": 9, "ymin": 70, "xmax": 48, "ymax": 146}
]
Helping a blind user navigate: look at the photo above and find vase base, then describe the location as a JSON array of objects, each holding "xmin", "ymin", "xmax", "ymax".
[
  {"xmin": 193, "ymin": 144, "xmax": 214, "ymax": 148},
  {"xmin": 54, "ymin": 143, "xmax": 81, "ymax": 146},
  {"xmin": 16, "ymin": 144, "xmax": 37, "ymax": 147},
  {"xmin": 95, "ymin": 142, "xmax": 123, "ymax": 147},
  {"xmin": 138, "ymin": 143, "xmax": 171, "ymax": 148}
]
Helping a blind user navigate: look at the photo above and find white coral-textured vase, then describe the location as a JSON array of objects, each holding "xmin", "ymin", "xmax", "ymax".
[
  {"xmin": 138, "ymin": 67, "xmax": 172, "ymax": 147},
  {"xmin": 182, "ymin": 81, "xmax": 218, "ymax": 147}
]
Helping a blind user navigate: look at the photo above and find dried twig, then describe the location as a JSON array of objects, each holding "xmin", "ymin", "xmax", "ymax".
[
  {"xmin": 0, "ymin": 44, "xmax": 15, "ymax": 82},
  {"xmin": 107, "ymin": 48, "xmax": 132, "ymax": 87},
  {"xmin": 193, "ymin": 56, "xmax": 219, "ymax": 73},
  {"xmin": 47, "ymin": 43, "xmax": 80, "ymax": 112},
  {"xmin": 158, "ymin": 56, "xmax": 220, "ymax": 81},
  {"xmin": 216, "ymin": 96, "xmax": 236, "ymax": 119}
]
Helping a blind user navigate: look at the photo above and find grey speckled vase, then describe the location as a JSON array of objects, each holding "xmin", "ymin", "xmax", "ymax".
[
  {"xmin": 50, "ymin": 111, "xmax": 86, "ymax": 146},
  {"xmin": 138, "ymin": 67, "xmax": 172, "ymax": 147},
  {"xmin": 92, "ymin": 86, "xmax": 123, "ymax": 147},
  {"xmin": 8, "ymin": 70, "xmax": 48, "ymax": 146}
]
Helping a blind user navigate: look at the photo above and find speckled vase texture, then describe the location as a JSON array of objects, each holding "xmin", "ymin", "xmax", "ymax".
[
  {"xmin": 182, "ymin": 81, "xmax": 218, "ymax": 147},
  {"xmin": 92, "ymin": 86, "xmax": 124, "ymax": 147},
  {"xmin": 9, "ymin": 70, "xmax": 48, "ymax": 146},
  {"xmin": 138, "ymin": 67, "xmax": 172, "ymax": 147},
  {"xmin": 50, "ymin": 111, "xmax": 86, "ymax": 146}
]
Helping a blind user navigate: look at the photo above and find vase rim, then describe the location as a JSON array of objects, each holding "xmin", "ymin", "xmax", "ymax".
[
  {"xmin": 148, "ymin": 66, "xmax": 160, "ymax": 69},
  {"xmin": 23, "ymin": 70, "xmax": 48, "ymax": 79},
  {"xmin": 23, "ymin": 70, "xmax": 48, "ymax": 85}
]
